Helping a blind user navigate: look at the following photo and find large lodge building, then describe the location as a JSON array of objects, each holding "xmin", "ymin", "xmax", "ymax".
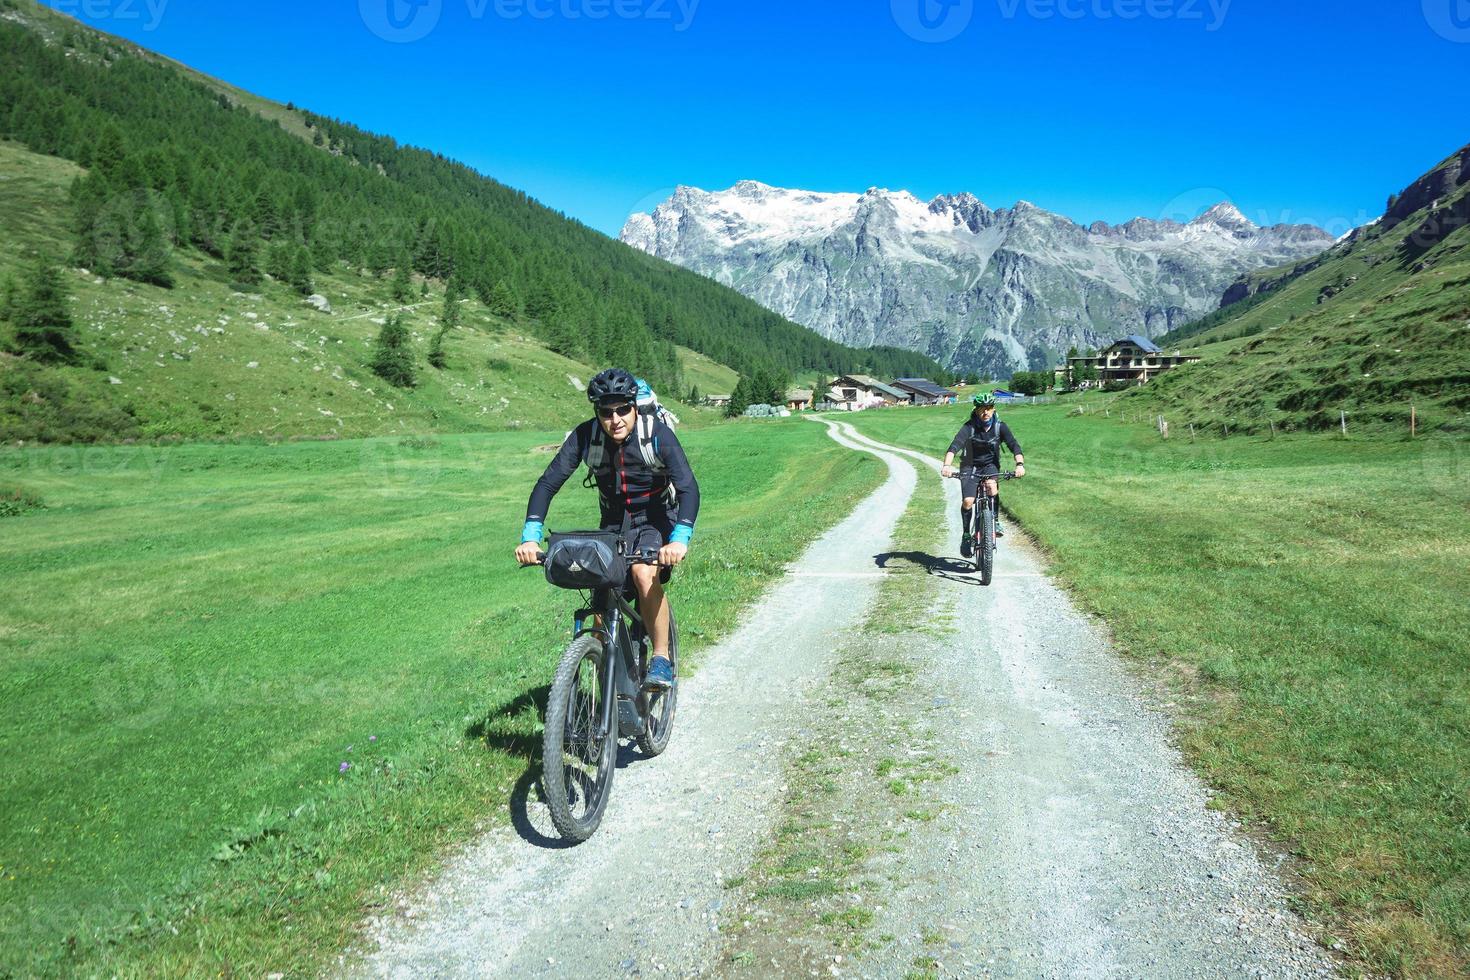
[{"xmin": 1067, "ymin": 336, "xmax": 1201, "ymax": 386}]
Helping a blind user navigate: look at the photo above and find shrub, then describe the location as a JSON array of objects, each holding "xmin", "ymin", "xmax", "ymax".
[
  {"xmin": 0, "ymin": 488, "xmax": 45, "ymax": 517},
  {"xmin": 370, "ymin": 313, "xmax": 416, "ymax": 388}
]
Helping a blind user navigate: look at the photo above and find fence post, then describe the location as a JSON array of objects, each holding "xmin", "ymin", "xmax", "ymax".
[
  {"xmin": 1411, "ymin": 404, "xmax": 1417, "ymax": 438},
  {"xmin": 1340, "ymin": 410, "xmax": 1347, "ymax": 436},
  {"xmin": 1189, "ymin": 423, "xmax": 1196, "ymax": 442},
  {"xmin": 1269, "ymin": 419, "xmax": 1276, "ymax": 440}
]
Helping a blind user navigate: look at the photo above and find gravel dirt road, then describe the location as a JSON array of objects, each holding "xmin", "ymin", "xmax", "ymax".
[{"xmin": 349, "ymin": 420, "xmax": 1336, "ymax": 979}]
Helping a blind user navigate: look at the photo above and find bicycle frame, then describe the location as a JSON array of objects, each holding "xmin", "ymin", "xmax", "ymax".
[{"xmin": 576, "ymin": 584, "xmax": 653, "ymax": 741}]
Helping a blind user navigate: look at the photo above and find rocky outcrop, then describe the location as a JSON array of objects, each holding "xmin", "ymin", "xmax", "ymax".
[{"xmin": 1383, "ymin": 141, "xmax": 1470, "ymax": 230}]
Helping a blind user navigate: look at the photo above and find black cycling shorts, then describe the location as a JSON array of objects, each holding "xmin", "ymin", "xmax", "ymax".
[
  {"xmin": 959, "ymin": 468, "xmax": 1000, "ymax": 501},
  {"xmin": 610, "ymin": 518, "xmax": 674, "ymax": 585}
]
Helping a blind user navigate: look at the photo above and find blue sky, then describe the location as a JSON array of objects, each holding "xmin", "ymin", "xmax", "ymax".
[{"xmin": 45, "ymin": 0, "xmax": 1470, "ymax": 237}]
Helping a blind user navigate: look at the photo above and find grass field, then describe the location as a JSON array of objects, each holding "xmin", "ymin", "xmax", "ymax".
[
  {"xmin": 0, "ymin": 417, "xmax": 883, "ymax": 975},
  {"xmin": 845, "ymin": 400, "xmax": 1470, "ymax": 977}
]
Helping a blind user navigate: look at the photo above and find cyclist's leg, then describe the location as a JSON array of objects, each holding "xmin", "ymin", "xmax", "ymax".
[
  {"xmin": 630, "ymin": 563, "xmax": 670, "ymax": 660},
  {"xmin": 959, "ymin": 472, "xmax": 980, "ymax": 534},
  {"xmin": 981, "ymin": 475, "xmax": 1000, "ymax": 532},
  {"xmin": 980, "ymin": 476, "xmax": 998, "ymax": 511},
  {"xmin": 624, "ymin": 522, "xmax": 673, "ymax": 661}
]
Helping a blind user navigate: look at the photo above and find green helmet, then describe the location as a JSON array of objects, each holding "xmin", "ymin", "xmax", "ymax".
[{"xmin": 972, "ymin": 393, "xmax": 997, "ymax": 408}]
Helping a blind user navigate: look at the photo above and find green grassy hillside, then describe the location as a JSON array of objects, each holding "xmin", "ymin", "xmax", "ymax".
[
  {"xmin": 0, "ymin": 139, "xmax": 730, "ymax": 442},
  {"xmin": 1139, "ymin": 142, "xmax": 1470, "ymax": 435}
]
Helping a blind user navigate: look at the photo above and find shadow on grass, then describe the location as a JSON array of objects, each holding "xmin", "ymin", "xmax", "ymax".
[
  {"xmin": 464, "ymin": 682, "xmax": 656, "ymax": 850},
  {"xmin": 464, "ymin": 684, "xmax": 568, "ymax": 849}
]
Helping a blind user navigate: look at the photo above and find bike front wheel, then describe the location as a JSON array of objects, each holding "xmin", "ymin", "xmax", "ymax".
[
  {"xmin": 978, "ymin": 503, "xmax": 995, "ymax": 585},
  {"xmin": 542, "ymin": 634, "xmax": 616, "ymax": 842}
]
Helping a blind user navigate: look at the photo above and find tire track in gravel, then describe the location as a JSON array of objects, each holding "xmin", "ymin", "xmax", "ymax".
[
  {"xmin": 348, "ymin": 420, "xmax": 917, "ymax": 979},
  {"xmin": 789, "ymin": 421, "xmax": 1337, "ymax": 978}
]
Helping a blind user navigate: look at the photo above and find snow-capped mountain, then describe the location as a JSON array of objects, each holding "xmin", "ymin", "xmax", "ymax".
[{"xmin": 620, "ymin": 182, "xmax": 1335, "ymax": 377}]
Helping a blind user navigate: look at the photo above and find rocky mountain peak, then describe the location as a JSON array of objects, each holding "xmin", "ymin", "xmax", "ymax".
[
  {"xmin": 1193, "ymin": 202, "xmax": 1255, "ymax": 231},
  {"xmin": 620, "ymin": 181, "xmax": 1335, "ymax": 378}
]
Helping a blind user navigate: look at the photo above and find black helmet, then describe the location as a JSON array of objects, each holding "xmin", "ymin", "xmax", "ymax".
[
  {"xmin": 587, "ymin": 368, "xmax": 638, "ymax": 405},
  {"xmin": 972, "ymin": 392, "xmax": 997, "ymax": 408}
]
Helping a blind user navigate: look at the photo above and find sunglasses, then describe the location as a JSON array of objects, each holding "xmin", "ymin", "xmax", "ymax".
[{"xmin": 596, "ymin": 403, "xmax": 635, "ymax": 420}]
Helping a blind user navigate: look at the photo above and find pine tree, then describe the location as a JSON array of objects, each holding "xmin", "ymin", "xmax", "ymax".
[
  {"xmin": 390, "ymin": 260, "xmax": 414, "ymax": 304},
  {"xmin": 226, "ymin": 220, "xmax": 262, "ymax": 290},
  {"xmin": 371, "ymin": 313, "xmax": 416, "ymax": 387},
  {"xmin": 726, "ymin": 374, "xmax": 753, "ymax": 418},
  {"xmin": 5, "ymin": 257, "xmax": 80, "ymax": 365},
  {"xmin": 427, "ymin": 327, "xmax": 448, "ymax": 370},
  {"xmin": 439, "ymin": 278, "xmax": 462, "ymax": 330},
  {"xmin": 125, "ymin": 203, "xmax": 173, "ymax": 288},
  {"xmin": 266, "ymin": 240, "xmax": 293, "ymax": 282},
  {"xmin": 0, "ymin": 275, "xmax": 17, "ymax": 323},
  {"xmin": 487, "ymin": 279, "xmax": 520, "ymax": 320},
  {"xmin": 525, "ymin": 279, "xmax": 560, "ymax": 321},
  {"xmin": 290, "ymin": 247, "xmax": 314, "ymax": 296},
  {"xmin": 542, "ymin": 308, "xmax": 581, "ymax": 358}
]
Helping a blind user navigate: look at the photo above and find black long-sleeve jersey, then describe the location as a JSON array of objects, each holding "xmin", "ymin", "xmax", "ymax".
[
  {"xmin": 525, "ymin": 418, "xmax": 700, "ymax": 535},
  {"xmin": 948, "ymin": 416, "xmax": 1022, "ymax": 473}
]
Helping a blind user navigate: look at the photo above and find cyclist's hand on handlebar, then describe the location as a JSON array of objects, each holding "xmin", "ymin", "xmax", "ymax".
[
  {"xmin": 514, "ymin": 542, "xmax": 544, "ymax": 566},
  {"xmin": 1014, "ymin": 463, "xmax": 1026, "ymax": 478},
  {"xmin": 941, "ymin": 464, "xmax": 956, "ymax": 478},
  {"xmin": 658, "ymin": 542, "xmax": 688, "ymax": 567}
]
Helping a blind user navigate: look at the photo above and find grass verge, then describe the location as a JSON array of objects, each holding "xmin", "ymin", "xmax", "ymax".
[{"xmin": 844, "ymin": 401, "xmax": 1470, "ymax": 977}]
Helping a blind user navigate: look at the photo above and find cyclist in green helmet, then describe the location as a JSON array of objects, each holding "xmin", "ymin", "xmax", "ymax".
[{"xmin": 940, "ymin": 393, "xmax": 1025, "ymax": 557}]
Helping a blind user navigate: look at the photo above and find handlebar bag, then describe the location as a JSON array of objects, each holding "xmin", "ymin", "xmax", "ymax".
[{"xmin": 544, "ymin": 530, "xmax": 626, "ymax": 590}]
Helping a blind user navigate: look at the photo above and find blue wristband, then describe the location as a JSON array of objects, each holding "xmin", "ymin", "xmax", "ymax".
[
  {"xmin": 669, "ymin": 524, "xmax": 693, "ymax": 546},
  {"xmin": 521, "ymin": 520, "xmax": 544, "ymax": 544}
]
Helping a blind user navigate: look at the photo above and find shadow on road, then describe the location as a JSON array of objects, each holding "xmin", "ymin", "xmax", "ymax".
[
  {"xmin": 873, "ymin": 550, "xmax": 989, "ymax": 588},
  {"xmin": 464, "ymin": 682, "xmax": 656, "ymax": 849}
]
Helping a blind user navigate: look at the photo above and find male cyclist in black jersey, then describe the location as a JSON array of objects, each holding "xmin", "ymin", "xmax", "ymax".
[
  {"xmin": 940, "ymin": 393, "xmax": 1025, "ymax": 557},
  {"xmin": 515, "ymin": 368, "xmax": 699, "ymax": 691}
]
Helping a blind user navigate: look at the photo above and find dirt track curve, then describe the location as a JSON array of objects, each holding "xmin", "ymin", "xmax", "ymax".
[{"xmin": 349, "ymin": 420, "xmax": 1335, "ymax": 979}]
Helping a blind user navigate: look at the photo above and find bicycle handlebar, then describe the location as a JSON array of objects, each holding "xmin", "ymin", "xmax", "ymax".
[
  {"xmin": 944, "ymin": 470, "xmax": 1018, "ymax": 480},
  {"xmin": 517, "ymin": 546, "xmax": 669, "ymax": 568}
]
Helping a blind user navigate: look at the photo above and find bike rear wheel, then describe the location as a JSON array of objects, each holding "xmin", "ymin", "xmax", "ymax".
[
  {"xmin": 636, "ymin": 607, "xmax": 679, "ymax": 756},
  {"xmin": 542, "ymin": 634, "xmax": 616, "ymax": 842},
  {"xmin": 978, "ymin": 501, "xmax": 995, "ymax": 585}
]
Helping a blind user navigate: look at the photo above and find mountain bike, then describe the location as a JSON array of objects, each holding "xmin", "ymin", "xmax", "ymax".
[
  {"xmin": 528, "ymin": 543, "xmax": 678, "ymax": 843},
  {"xmin": 946, "ymin": 470, "xmax": 1016, "ymax": 585}
]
